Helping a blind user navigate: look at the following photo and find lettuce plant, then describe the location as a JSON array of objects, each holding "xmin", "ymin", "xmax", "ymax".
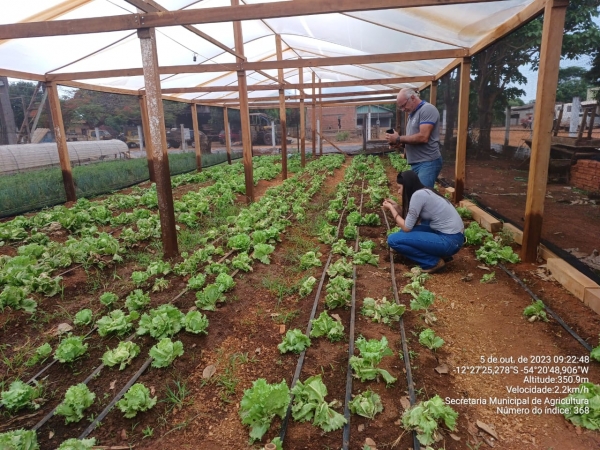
[
  {"xmin": 291, "ymin": 375, "xmax": 346, "ymax": 432},
  {"xmin": 278, "ymin": 329, "xmax": 311, "ymax": 354},
  {"xmin": 187, "ymin": 273, "xmax": 207, "ymax": 291},
  {"xmin": 362, "ymin": 297, "xmax": 405, "ymax": 324},
  {"xmin": 0, "ymin": 429, "xmax": 39, "ymax": 450},
  {"xmin": 1, "ymin": 380, "xmax": 42, "ymax": 412},
  {"xmin": 25, "ymin": 343, "xmax": 52, "ymax": 367},
  {"xmin": 54, "ymin": 336, "xmax": 88, "ymax": 363},
  {"xmin": 73, "ymin": 309, "xmax": 93, "ymax": 326},
  {"xmin": 125, "ymin": 289, "xmax": 151, "ymax": 311},
  {"xmin": 523, "ymin": 300, "xmax": 548, "ymax": 322},
  {"xmin": 227, "ymin": 233, "xmax": 252, "ymax": 252},
  {"xmin": 99, "ymin": 292, "xmax": 119, "ymax": 307},
  {"xmin": 418, "ymin": 329, "xmax": 444, "ymax": 350},
  {"xmin": 349, "ymin": 390, "xmax": 383, "ymax": 419},
  {"xmin": 55, "ymin": 383, "xmax": 95, "ymax": 424},
  {"xmin": 559, "ymin": 382, "xmax": 600, "ymax": 430},
  {"xmin": 0, "ymin": 286, "xmax": 37, "ymax": 313},
  {"xmin": 116, "ymin": 383, "xmax": 157, "ymax": 418},
  {"xmin": 325, "ymin": 276, "xmax": 353, "ymax": 309},
  {"xmin": 137, "ymin": 304, "xmax": 184, "ymax": 339},
  {"xmin": 298, "ymin": 276, "xmax": 316, "ymax": 298},
  {"xmin": 152, "ymin": 277, "xmax": 170, "ymax": 292},
  {"xmin": 402, "ymin": 395, "xmax": 458, "ymax": 445},
  {"xmin": 239, "ymin": 378, "xmax": 290, "ymax": 442},
  {"xmin": 299, "ymin": 251, "xmax": 322, "ymax": 270},
  {"xmin": 252, "ymin": 244, "xmax": 275, "ymax": 264},
  {"xmin": 149, "ymin": 338, "xmax": 184, "ymax": 368},
  {"xmin": 102, "ymin": 341, "xmax": 140, "ymax": 370},
  {"xmin": 195, "ymin": 284, "xmax": 226, "ymax": 311},
  {"xmin": 215, "ymin": 273, "xmax": 235, "ymax": 292},
  {"xmin": 353, "ymin": 248, "xmax": 378, "ymax": 266},
  {"xmin": 343, "ymin": 225, "xmax": 357, "ymax": 240},
  {"xmin": 310, "ymin": 311, "xmax": 344, "ymax": 342},
  {"xmin": 56, "ymin": 438, "xmax": 96, "ymax": 450},
  {"xmin": 326, "ymin": 258, "xmax": 352, "ymax": 278},
  {"xmin": 97, "ymin": 310, "xmax": 139, "ymax": 337},
  {"xmin": 331, "ymin": 239, "xmax": 354, "ymax": 256},
  {"xmin": 349, "ymin": 336, "xmax": 396, "ymax": 385},
  {"xmin": 184, "ymin": 311, "xmax": 209, "ymax": 334},
  {"xmin": 231, "ymin": 252, "xmax": 253, "ymax": 272}
]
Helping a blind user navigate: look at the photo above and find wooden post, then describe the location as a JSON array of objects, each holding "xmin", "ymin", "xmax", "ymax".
[
  {"xmin": 191, "ymin": 103, "xmax": 202, "ymax": 171},
  {"xmin": 454, "ymin": 57, "xmax": 471, "ymax": 202},
  {"xmin": 138, "ymin": 27, "xmax": 178, "ymax": 258},
  {"xmin": 46, "ymin": 81, "xmax": 76, "ymax": 202},
  {"xmin": 430, "ymin": 81, "xmax": 437, "ymax": 107},
  {"xmin": 276, "ymin": 34, "xmax": 288, "ymax": 180},
  {"xmin": 224, "ymin": 106, "xmax": 232, "ymax": 164},
  {"xmin": 554, "ymin": 105, "xmax": 564, "ymax": 136},
  {"xmin": 521, "ymin": 0, "xmax": 569, "ymax": 263},
  {"xmin": 319, "ymin": 79, "xmax": 323, "ymax": 155},
  {"xmin": 139, "ymin": 94, "xmax": 156, "ymax": 182},
  {"xmin": 232, "ymin": 0, "xmax": 254, "ymax": 203},
  {"xmin": 312, "ymin": 71, "xmax": 316, "ymax": 157},
  {"xmin": 588, "ymin": 106, "xmax": 597, "ymax": 139},
  {"xmin": 299, "ymin": 68, "xmax": 306, "ymax": 167},
  {"xmin": 504, "ymin": 106, "xmax": 511, "ymax": 147}
]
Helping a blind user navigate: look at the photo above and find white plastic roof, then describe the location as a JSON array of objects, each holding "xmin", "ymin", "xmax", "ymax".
[{"xmin": 0, "ymin": 0, "xmax": 541, "ymax": 104}]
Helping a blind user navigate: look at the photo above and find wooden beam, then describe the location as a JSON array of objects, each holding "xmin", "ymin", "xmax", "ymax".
[
  {"xmin": 161, "ymin": 75, "xmax": 433, "ymax": 94},
  {"xmin": 0, "ymin": 0, "xmax": 497, "ymax": 40},
  {"xmin": 299, "ymin": 68, "xmax": 306, "ymax": 167},
  {"xmin": 196, "ymin": 88, "xmax": 399, "ymax": 103},
  {"xmin": 138, "ymin": 94, "xmax": 156, "ymax": 182},
  {"xmin": 62, "ymin": 80, "xmax": 137, "ymax": 96},
  {"xmin": 521, "ymin": 0, "xmax": 568, "ymax": 263},
  {"xmin": 233, "ymin": 0, "xmax": 254, "ymax": 204},
  {"xmin": 276, "ymin": 35, "xmax": 288, "ymax": 179},
  {"xmin": 0, "ymin": 69, "xmax": 45, "ymax": 82},
  {"xmin": 138, "ymin": 27, "xmax": 178, "ymax": 258},
  {"xmin": 319, "ymin": 79, "xmax": 323, "ymax": 155},
  {"xmin": 124, "ymin": 0, "xmax": 245, "ymax": 60},
  {"xmin": 46, "ymin": 49, "xmax": 467, "ymax": 82},
  {"xmin": 224, "ymin": 107, "xmax": 232, "ymax": 164},
  {"xmin": 46, "ymin": 81, "xmax": 76, "ymax": 202},
  {"xmin": 434, "ymin": 57, "xmax": 462, "ymax": 81},
  {"xmin": 312, "ymin": 72, "xmax": 316, "ymax": 157},
  {"xmin": 191, "ymin": 103, "xmax": 202, "ymax": 171},
  {"xmin": 454, "ymin": 57, "xmax": 470, "ymax": 202}
]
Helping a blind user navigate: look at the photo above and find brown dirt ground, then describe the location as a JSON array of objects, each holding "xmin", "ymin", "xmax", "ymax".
[{"xmin": 1, "ymin": 155, "xmax": 600, "ymax": 450}]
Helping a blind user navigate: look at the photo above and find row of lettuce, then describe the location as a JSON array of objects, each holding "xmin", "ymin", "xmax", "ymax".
[{"xmin": 0, "ymin": 155, "xmax": 344, "ymax": 450}]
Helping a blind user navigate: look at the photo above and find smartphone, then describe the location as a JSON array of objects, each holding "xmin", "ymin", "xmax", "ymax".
[{"xmin": 386, "ymin": 128, "xmax": 395, "ymax": 134}]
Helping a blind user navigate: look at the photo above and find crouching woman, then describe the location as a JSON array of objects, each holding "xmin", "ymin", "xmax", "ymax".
[{"xmin": 383, "ymin": 170, "xmax": 464, "ymax": 273}]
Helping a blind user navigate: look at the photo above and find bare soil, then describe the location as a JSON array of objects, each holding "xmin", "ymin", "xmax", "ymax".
[{"xmin": 1, "ymin": 155, "xmax": 599, "ymax": 450}]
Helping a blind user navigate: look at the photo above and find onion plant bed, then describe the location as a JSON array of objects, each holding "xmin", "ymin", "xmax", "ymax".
[{"xmin": 0, "ymin": 155, "xmax": 599, "ymax": 450}]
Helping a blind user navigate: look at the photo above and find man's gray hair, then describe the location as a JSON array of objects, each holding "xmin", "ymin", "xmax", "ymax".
[{"xmin": 401, "ymin": 88, "xmax": 419, "ymax": 99}]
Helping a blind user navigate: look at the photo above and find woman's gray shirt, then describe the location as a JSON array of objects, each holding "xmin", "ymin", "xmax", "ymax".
[{"xmin": 405, "ymin": 190, "xmax": 464, "ymax": 234}]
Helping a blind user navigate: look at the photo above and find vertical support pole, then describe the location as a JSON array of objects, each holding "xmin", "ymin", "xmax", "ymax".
[
  {"xmin": 0, "ymin": 76, "xmax": 17, "ymax": 144},
  {"xmin": 136, "ymin": 125, "xmax": 144, "ymax": 152},
  {"xmin": 454, "ymin": 57, "xmax": 471, "ymax": 202},
  {"xmin": 569, "ymin": 96, "xmax": 580, "ymax": 137},
  {"xmin": 319, "ymin": 79, "xmax": 323, "ymax": 155},
  {"xmin": 232, "ymin": 0, "xmax": 254, "ymax": 203},
  {"xmin": 312, "ymin": 72, "xmax": 316, "ymax": 157},
  {"xmin": 276, "ymin": 34, "xmax": 288, "ymax": 180},
  {"xmin": 191, "ymin": 103, "xmax": 202, "ymax": 171},
  {"xmin": 224, "ymin": 107, "xmax": 232, "ymax": 164},
  {"xmin": 299, "ymin": 67, "xmax": 306, "ymax": 167},
  {"xmin": 521, "ymin": 0, "xmax": 568, "ymax": 263},
  {"xmin": 138, "ymin": 27, "xmax": 178, "ymax": 258},
  {"xmin": 46, "ymin": 81, "xmax": 76, "ymax": 202},
  {"xmin": 430, "ymin": 81, "xmax": 437, "ymax": 107},
  {"xmin": 94, "ymin": 127, "xmax": 100, "ymax": 141},
  {"xmin": 139, "ymin": 94, "xmax": 156, "ymax": 182},
  {"xmin": 504, "ymin": 106, "xmax": 511, "ymax": 147}
]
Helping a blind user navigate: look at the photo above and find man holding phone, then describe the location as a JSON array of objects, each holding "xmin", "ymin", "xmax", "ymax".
[{"xmin": 385, "ymin": 88, "xmax": 442, "ymax": 189}]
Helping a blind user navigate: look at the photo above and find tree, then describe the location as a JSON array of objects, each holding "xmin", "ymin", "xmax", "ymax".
[
  {"xmin": 470, "ymin": 2, "xmax": 600, "ymax": 155},
  {"xmin": 555, "ymin": 66, "xmax": 590, "ymax": 102}
]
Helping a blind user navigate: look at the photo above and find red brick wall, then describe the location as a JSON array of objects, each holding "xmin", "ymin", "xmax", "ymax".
[
  {"xmin": 306, "ymin": 105, "xmax": 356, "ymax": 131},
  {"xmin": 570, "ymin": 159, "xmax": 600, "ymax": 192}
]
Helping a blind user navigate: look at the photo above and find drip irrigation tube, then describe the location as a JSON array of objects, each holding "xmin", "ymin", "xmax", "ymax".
[
  {"xmin": 382, "ymin": 208, "xmax": 421, "ymax": 450},
  {"xmin": 279, "ymin": 182, "xmax": 357, "ymax": 442},
  {"xmin": 498, "ymin": 263, "xmax": 593, "ymax": 352}
]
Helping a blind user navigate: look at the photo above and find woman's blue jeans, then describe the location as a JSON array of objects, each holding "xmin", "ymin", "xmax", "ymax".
[{"xmin": 387, "ymin": 224, "xmax": 464, "ymax": 269}]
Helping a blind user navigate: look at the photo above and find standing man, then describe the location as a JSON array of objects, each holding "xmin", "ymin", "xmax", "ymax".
[{"xmin": 385, "ymin": 88, "xmax": 442, "ymax": 188}]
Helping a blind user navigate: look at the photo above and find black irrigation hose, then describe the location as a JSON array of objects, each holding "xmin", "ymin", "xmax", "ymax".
[
  {"xmin": 79, "ymin": 357, "xmax": 153, "ymax": 439},
  {"xmin": 498, "ymin": 263, "xmax": 593, "ymax": 353},
  {"xmin": 279, "ymin": 181, "xmax": 357, "ymax": 442},
  {"xmin": 382, "ymin": 208, "xmax": 421, "ymax": 450},
  {"xmin": 342, "ymin": 179, "xmax": 365, "ymax": 449}
]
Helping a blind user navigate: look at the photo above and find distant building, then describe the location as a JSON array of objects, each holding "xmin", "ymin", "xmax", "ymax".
[
  {"xmin": 509, "ymin": 104, "xmax": 534, "ymax": 127},
  {"xmin": 587, "ymin": 87, "xmax": 599, "ymax": 102}
]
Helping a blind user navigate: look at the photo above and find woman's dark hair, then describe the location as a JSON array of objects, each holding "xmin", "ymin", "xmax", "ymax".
[{"xmin": 396, "ymin": 170, "xmax": 449, "ymax": 217}]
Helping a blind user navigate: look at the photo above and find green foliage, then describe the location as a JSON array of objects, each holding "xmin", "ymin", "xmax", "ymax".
[
  {"xmin": 54, "ymin": 336, "xmax": 88, "ymax": 363},
  {"xmin": 361, "ymin": 297, "xmax": 405, "ymax": 324},
  {"xmin": 99, "ymin": 292, "xmax": 119, "ymax": 307},
  {"xmin": 0, "ymin": 429, "xmax": 39, "ymax": 450},
  {"xmin": 336, "ymin": 131, "xmax": 350, "ymax": 141},
  {"xmin": 184, "ymin": 310, "xmax": 209, "ymax": 334},
  {"xmin": 332, "ymin": 239, "xmax": 354, "ymax": 256},
  {"xmin": 346, "ymin": 211, "xmax": 362, "ymax": 226},
  {"xmin": 0, "ymin": 286, "xmax": 37, "ymax": 313},
  {"xmin": 480, "ymin": 272, "xmax": 496, "ymax": 283},
  {"xmin": 418, "ymin": 328, "xmax": 444, "ymax": 350},
  {"xmin": 558, "ymin": 383, "xmax": 600, "ymax": 430},
  {"xmin": 360, "ymin": 213, "xmax": 381, "ymax": 226},
  {"xmin": 343, "ymin": 225, "xmax": 358, "ymax": 240},
  {"xmin": 523, "ymin": 300, "xmax": 548, "ymax": 322},
  {"xmin": 556, "ymin": 66, "xmax": 592, "ymax": 103},
  {"xmin": 327, "ymin": 257, "xmax": 353, "ymax": 278},
  {"xmin": 278, "ymin": 329, "xmax": 311, "ymax": 354},
  {"xmin": 410, "ymin": 289, "xmax": 435, "ymax": 311},
  {"xmin": 215, "ymin": 272, "xmax": 235, "ymax": 292},
  {"xmin": 97, "ymin": 309, "xmax": 139, "ymax": 337},
  {"xmin": 299, "ymin": 251, "xmax": 323, "ymax": 270},
  {"xmin": 325, "ymin": 276, "xmax": 353, "ymax": 309},
  {"xmin": 116, "ymin": 383, "xmax": 157, "ymax": 418},
  {"xmin": 55, "ymin": 384, "xmax": 95, "ymax": 424},
  {"xmin": 310, "ymin": 311, "xmax": 344, "ymax": 342},
  {"xmin": 1, "ymin": 380, "xmax": 42, "ymax": 412},
  {"xmin": 227, "ymin": 234, "xmax": 252, "ymax": 252},
  {"xmin": 455, "ymin": 207, "xmax": 473, "ymax": 219},
  {"xmin": 252, "ymin": 243, "xmax": 276, "ymax": 264},
  {"xmin": 239, "ymin": 378, "xmax": 290, "ymax": 442},
  {"xmin": 298, "ymin": 276, "xmax": 317, "ymax": 298},
  {"xmin": 402, "ymin": 395, "xmax": 458, "ymax": 446},
  {"xmin": 231, "ymin": 252, "xmax": 253, "ymax": 272},
  {"xmin": 476, "ymin": 238, "xmax": 520, "ymax": 265},
  {"xmin": 349, "ymin": 390, "xmax": 383, "ymax": 419},
  {"xmin": 149, "ymin": 338, "xmax": 184, "ymax": 368},
  {"xmin": 56, "ymin": 438, "xmax": 96, "ymax": 450},
  {"xmin": 464, "ymin": 222, "xmax": 492, "ymax": 246},
  {"xmin": 102, "ymin": 341, "xmax": 140, "ymax": 370},
  {"xmin": 291, "ymin": 375, "xmax": 347, "ymax": 432},
  {"xmin": 125, "ymin": 289, "xmax": 151, "ymax": 311},
  {"xmin": 187, "ymin": 273, "xmax": 207, "ymax": 290},
  {"xmin": 25, "ymin": 343, "xmax": 52, "ymax": 367},
  {"xmin": 349, "ymin": 336, "xmax": 396, "ymax": 385},
  {"xmin": 73, "ymin": 309, "xmax": 93, "ymax": 326},
  {"xmin": 195, "ymin": 284, "xmax": 226, "ymax": 311},
  {"xmin": 137, "ymin": 304, "xmax": 184, "ymax": 339},
  {"xmin": 353, "ymin": 248, "xmax": 379, "ymax": 266}
]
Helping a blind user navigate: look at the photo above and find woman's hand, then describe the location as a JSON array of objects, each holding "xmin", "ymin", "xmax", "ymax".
[{"xmin": 382, "ymin": 200, "xmax": 395, "ymax": 211}]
